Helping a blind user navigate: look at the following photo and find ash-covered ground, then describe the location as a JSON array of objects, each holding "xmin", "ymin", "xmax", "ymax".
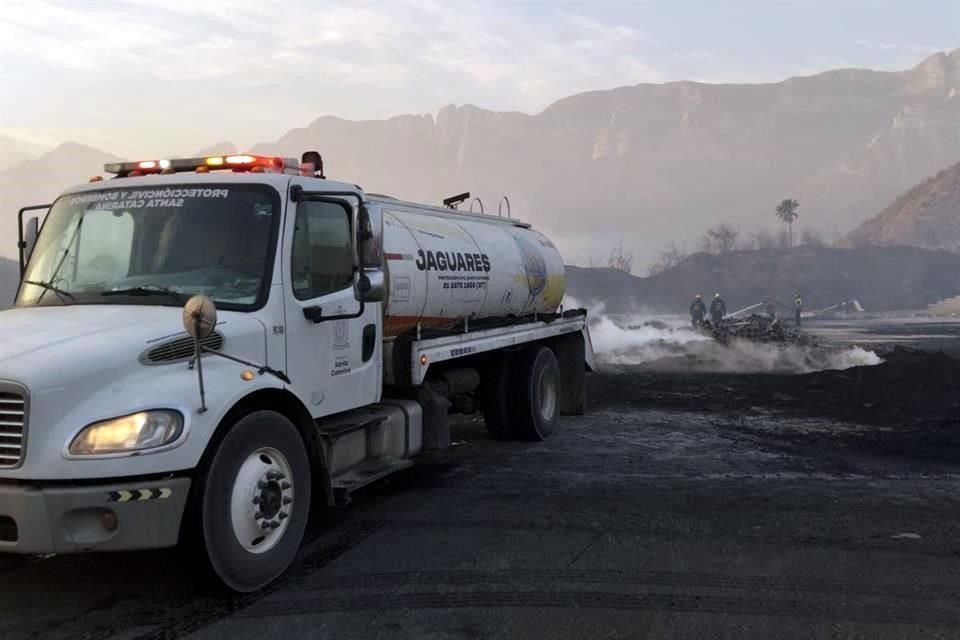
[
  {"xmin": 1, "ymin": 317, "xmax": 958, "ymax": 639},
  {"xmin": 591, "ymin": 314, "xmax": 960, "ymax": 466}
]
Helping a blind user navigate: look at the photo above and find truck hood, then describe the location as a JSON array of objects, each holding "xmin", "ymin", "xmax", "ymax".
[
  {"xmin": 0, "ymin": 304, "xmax": 274, "ymax": 480},
  {"xmin": 0, "ymin": 306, "xmax": 173, "ymax": 362},
  {"xmin": 0, "ymin": 305, "xmax": 267, "ymax": 386}
]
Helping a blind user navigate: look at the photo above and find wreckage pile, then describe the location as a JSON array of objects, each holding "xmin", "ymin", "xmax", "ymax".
[{"xmin": 702, "ymin": 314, "xmax": 820, "ymax": 347}]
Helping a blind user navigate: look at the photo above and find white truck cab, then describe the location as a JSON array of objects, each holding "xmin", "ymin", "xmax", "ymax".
[{"xmin": 0, "ymin": 152, "xmax": 592, "ymax": 591}]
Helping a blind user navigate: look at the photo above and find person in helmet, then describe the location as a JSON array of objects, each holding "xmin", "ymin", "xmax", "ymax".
[
  {"xmin": 794, "ymin": 293, "xmax": 803, "ymax": 327},
  {"xmin": 710, "ymin": 292, "xmax": 727, "ymax": 324},
  {"xmin": 690, "ymin": 294, "xmax": 707, "ymax": 327}
]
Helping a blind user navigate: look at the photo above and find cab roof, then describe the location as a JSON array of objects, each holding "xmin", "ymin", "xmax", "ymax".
[{"xmin": 61, "ymin": 171, "xmax": 361, "ymax": 198}]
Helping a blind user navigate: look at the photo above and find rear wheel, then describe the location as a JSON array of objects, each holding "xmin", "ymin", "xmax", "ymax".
[
  {"xmin": 185, "ymin": 410, "xmax": 311, "ymax": 592},
  {"xmin": 510, "ymin": 345, "xmax": 561, "ymax": 441}
]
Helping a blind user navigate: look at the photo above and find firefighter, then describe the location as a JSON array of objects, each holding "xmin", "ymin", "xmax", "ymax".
[
  {"xmin": 794, "ymin": 293, "xmax": 803, "ymax": 327},
  {"xmin": 690, "ymin": 294, "xmax": 707, "ymax": 327},
  {"xmin": 710, "ymin": 292, "xmax": 726, "ymax": 324},
  {"xmin": 765, "ymin": 297, "xmax": 777, "ymax": 319}
]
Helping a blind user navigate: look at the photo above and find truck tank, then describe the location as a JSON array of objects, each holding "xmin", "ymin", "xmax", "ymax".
[{"xmin": 370, "ymin": 198, "xmax": 566, "ymax": 336}]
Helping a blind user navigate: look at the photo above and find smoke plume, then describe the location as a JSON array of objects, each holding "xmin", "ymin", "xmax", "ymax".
[{"xmin": 566, "ymin": 297, "xmax": 882, "ymax": 374}]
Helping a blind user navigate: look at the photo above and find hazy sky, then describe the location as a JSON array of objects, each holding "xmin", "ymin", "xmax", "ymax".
[{"xmin": 1, "ymin": 0, "xmax": 957, "ymax": 158}]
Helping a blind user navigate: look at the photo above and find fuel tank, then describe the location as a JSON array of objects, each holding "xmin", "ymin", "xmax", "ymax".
[{"xmin": 370, "ymin": 198, "xmax": 566, "ymax": 336}]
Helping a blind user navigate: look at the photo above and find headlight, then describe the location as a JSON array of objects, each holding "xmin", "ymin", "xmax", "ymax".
[{"xmin": 69, "ymin": 410, "xmax": 183, "ymax": 455}]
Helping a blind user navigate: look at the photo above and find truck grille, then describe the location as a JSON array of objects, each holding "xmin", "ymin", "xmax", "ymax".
[{"xmin": 0, "ymin": 384, "xmax": 27, "ymax": 469}]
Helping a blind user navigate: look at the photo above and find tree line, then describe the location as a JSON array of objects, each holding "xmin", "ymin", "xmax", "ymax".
[{"xmin": 595, "ymin": 198, "xmax": 843, "ymax": 276}]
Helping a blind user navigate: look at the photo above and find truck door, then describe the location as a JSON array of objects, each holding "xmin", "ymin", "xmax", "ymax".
[{"xmin": 282, "ymin": 192, "xmax": 381, "ymax": 417}]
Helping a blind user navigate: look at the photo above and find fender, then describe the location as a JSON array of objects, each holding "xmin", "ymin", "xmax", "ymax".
[{"xmin": 205, "ymin": 387, "xmax": 334, "ymax": 508}]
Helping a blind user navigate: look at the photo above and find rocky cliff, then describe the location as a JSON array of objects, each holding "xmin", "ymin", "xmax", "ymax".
[{"xmin": 848, "ymin": 162, "xmax": 960, "ymax": 251}]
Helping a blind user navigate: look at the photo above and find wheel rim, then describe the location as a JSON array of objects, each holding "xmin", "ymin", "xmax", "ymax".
[
  {"xmin": 537, "ymin": 367, "xmax": 558, "ymax": 422},
  {"xmin": 230, "ymin": 447, "xmax": 295, "ymax": 554}
]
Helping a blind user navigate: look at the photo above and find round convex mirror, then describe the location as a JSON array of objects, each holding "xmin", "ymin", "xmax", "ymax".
[{"xmin": 183, "ymin": 295, "xmax": 217, "ymax": 339}]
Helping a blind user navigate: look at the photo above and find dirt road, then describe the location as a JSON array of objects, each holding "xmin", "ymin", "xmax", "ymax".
[{"xmin": 1, "ymin": 345, "xmax": 959, "ymax": 639}]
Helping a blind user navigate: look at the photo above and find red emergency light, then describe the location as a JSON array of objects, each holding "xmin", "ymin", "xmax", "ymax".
[{"xmin": 104, "ymin": 154, "xmax": 298, "ymax": 177}]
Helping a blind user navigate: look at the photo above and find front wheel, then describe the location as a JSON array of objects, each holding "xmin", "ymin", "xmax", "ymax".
[{"xmin": 184, "ymin": 410, "xmax": 311, "ymax": 592}]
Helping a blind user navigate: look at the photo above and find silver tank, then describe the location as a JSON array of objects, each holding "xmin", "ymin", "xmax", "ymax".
[{"xmin": 367, "ymin": 197, "xmax": 566, "ymax": 337}]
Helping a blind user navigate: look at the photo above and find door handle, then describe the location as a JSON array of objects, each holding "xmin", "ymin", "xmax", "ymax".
[
  {"xmin": 303, "ymin": 306, "xmax": 323, "ymax": 323},
  {"xmin": 362, "ymin": 324, "xmax": 376, "ymax": 362}
]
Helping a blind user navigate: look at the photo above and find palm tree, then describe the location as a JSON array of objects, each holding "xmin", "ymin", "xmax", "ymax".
[{"xmin": 776, "ymin": 199, "xmax": 800, "ymax": 247}]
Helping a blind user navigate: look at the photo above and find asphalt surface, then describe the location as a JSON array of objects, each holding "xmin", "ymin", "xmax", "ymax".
[{"xmin": 1, "ymin": 325, "xmax": 959, "ymax": 639}]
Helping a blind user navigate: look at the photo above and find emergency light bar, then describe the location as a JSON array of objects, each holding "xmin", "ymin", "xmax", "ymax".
[{"xmin": 104, "ymin": 154, "xmax": 299, "ymax": 177}]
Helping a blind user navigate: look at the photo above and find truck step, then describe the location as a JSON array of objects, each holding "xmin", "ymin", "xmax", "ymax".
[
  {"xmin": 316, "ymin": 408, "xmax": 388, "ymax": 440},
  {"xmin": 332, "ymin": 457, "xmax": 414, "ymax": 495}
]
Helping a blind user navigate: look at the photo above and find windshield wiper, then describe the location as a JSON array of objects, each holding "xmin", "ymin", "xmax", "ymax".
[
  {"xmin": 22, "ymin": 279, "xmax": 76, "ymax": 304},
  {"xmin": 38, "ymin": 213, "xmax": 85, "ymax": 304},
  {"xmin": 102, "ymin": 285, "xmax": 185, "ymax": 303}
]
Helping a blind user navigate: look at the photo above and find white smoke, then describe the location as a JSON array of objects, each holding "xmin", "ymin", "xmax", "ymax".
[
  {"xmin": 565, "ymin": 296, "xmax": 882, "ymax": 374},
  {"xmin": 822, "ymin": 346, "xmax": 883, "ymax": 370},
  {"xmin": 588, "ymin": 312, "xmax": 711, "ymax": 364}
]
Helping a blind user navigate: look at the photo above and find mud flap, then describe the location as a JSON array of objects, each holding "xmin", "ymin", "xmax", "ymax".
[{"xmin": 553, "ymin": 332, "xmax": 587, "ymax": 416}]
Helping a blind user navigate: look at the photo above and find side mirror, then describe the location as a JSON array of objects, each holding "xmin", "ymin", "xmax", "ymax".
[
  {"xmin": 355, "ymin": 203, "xmax": 384, "ymax": 303},
  {"xmin": 20, "ymin": 216, "xmax": 39, "ymax": 273},
  {"xmin": 358, "ymin": 204, "xmax": 383, "ymax": 269},
  {"xmin": 357, "ymin": 268, "xmax": 385, "ymax": 303},
  {"xmin": 357, "ymin": 205, "xmax": 373, "ymax": 242}
]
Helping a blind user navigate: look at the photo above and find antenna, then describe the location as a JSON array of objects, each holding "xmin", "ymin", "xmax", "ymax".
[
  {"xmin": 470, "ymin": 197, "xmax": 484, "ymax": 213},
  {"xmin": 443, "ymin": 192, "xmax": 470, "ymax": 209}
]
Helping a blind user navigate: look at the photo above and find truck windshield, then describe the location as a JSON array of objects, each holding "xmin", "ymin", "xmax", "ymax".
[{"xmin": 16, "ymin": 184, "xmax": 279, "ymax": 310}]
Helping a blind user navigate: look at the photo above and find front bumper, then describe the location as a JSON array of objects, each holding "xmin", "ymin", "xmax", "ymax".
[{"xmin": 0, "ymin": 477, "xmax": 190, "ymax": 554}]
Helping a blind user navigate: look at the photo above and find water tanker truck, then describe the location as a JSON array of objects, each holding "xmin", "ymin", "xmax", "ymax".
[{"xmin": 0, "ymin": 152, "xmax": 593, "ymax": 591}]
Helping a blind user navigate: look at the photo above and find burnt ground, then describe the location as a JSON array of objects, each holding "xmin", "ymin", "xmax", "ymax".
[
  {"xmin": 596, "ymin": 346, "xmax": 960, "ymax": 467},
  {"xmin": 1, "ymin": 322, "xmax": 959, "ymax": 639}
]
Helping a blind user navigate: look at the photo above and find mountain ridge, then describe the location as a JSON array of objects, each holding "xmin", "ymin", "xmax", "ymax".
[
  {"xmin": 1, "ymin": 49, "xmax": 957, "ymax": 264},
  {"xmin": 0, "ymin": 135, "xmax": 51, "ymax": 172}
]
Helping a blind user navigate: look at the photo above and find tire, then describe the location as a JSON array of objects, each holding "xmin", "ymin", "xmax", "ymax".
[
  {"xmin": 510, "ymin": 345, "xmax": 561, "ymax": 441},
  {"xmin": 481, "ymin": 353, "xmax": 515, "ymax": 440},
  {"xmin": 184, "ymin": 410, "xmax": 311, "ymax": 592}
]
